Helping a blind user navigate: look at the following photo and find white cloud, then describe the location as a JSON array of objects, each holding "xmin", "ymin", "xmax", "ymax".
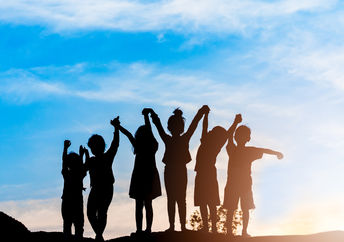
[{"xmin": 0, "ymin": 0, "xmax": 337, "ymax": 34}]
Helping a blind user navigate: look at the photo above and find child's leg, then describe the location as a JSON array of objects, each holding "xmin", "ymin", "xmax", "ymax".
[
  {"xmin": 144, "ymin": 199, "xmax": 153, "ymax": 232},
  {"xmin": 167, "ymin": 197, "xmax": 175, "ymax": 231},
  {"xmin": 87, "ymin": 189, "xmax": 98, "ymax": 236},
  {"xmin": 209, "ymin": 205, "xmax": 217, "ymax": 233},
  {"xmin": 177, "ymin": 198, "xmax": 186, "ymax": 231},
  {"xmin": 199, "ymin": 204, "xmax": 209, "ymax": 231},
  {"xmin": 74, "ymin": 198, "xmax": 84, "ymax": 238},
  {"xmin": 135, "ymin": 199, "xmax": 144, "ymax": 232},
  {"xmin": 242, "ymin": 209, "xmax": 250, "ymax": 236},
  {"xmin": 61, "ymin": 199, "xmax": 72, "ymax": 236},
  {"xmin": 226, "ymin": 209, "xmax": 235, "ymax": 236},
  {"xmin": 97, "ymin": 186, "xmax": 113, "ymax": 239}
]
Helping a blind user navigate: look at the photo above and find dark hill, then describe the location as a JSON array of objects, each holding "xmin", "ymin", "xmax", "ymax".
[{"xmin": 1, "ymin": 211, "xmax": 344, "ymax": 242}]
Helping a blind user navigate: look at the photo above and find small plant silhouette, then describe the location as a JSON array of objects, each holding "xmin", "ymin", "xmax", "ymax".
[{"xmin": 189, "ymin": 205, "xmax": 243, "ymax": 234}]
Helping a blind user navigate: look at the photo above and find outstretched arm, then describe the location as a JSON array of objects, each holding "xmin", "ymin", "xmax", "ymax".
[
  {"xmin": 185, "ymin": 105, "xmax": 209, "ymax": 141},
  {"xmin": 62, "ymin": 140, "xmax": 70, "ymax": 170},
  {"xmin": 151, "ymin": 110, "xmax": 169, "ymax": 143},
  {"xmin": 227, "ymin": 114, "xmax": 242, "ymax": 147},
  {"xmin": 260, "ymin": 148, "xmax": 284, "ymax": 159},
  {"xmin": 107, "ymin": 116, "xmax": 120, "ymax": 160}
]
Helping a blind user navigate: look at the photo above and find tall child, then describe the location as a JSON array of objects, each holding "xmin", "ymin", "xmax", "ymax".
[
  {"xmin": 151, "ymin": 105, "xmax": 209, "ymax": 231},
  {"xmin": 223, "ymin": 115, "xmax": 283, "ymax": 237},
  {"xmin": 116, "ymin": 108, "xmax": 162, "ymax": 234},
  {"xmin": 61, "ymin": 140, "xmax": 87, "ymax": 238},
  {"xmin": 194, "ymin": 112, "xmax": 241, "ymax": 233},
  {"xmin": 85, "ymin": 116, "xmax": 120, "ymax": 241}
]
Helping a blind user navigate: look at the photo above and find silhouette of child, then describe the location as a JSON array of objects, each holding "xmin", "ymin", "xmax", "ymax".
[
  {"xmin": 61, "ymin": 140, "xmax": 87, "ymax": 238},
  {"xmin": 223, "ymin": 114, "xmax": 283, "ymax": 237},
  {"xmin": 194, "ymin": 108, "xmax": 237, "ymax": 233},
  {"xmin": 116, "ymin": 108, "xmax": 161, "ymax": 234},
  {"xmin": 151, "ymin": 105, "xmax": 209, "ymax": 232},
  {"xmin": 84, "ymin": 117, "xmax": 120, "ymax": 241}
]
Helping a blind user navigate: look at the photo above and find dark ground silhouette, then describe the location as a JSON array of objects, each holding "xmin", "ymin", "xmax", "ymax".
[{"xmin": 2, "ymin": 211, "xmax": 344, "ymax": 242}]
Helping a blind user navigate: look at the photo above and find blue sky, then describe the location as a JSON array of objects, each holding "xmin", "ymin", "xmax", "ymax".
[{"xmin": 1, "ymin": 0, "xmax": 344, "ymax": 238}]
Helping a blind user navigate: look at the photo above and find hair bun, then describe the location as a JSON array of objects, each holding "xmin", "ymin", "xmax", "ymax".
[{"xmin": 173, "ymin": 108, "xmax": 183, "ymax": 117}]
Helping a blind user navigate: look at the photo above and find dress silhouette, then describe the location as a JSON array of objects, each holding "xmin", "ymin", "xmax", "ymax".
[
  {"xmin": 223, "ymin": 115, "xmax": 283, "ymax": 237},
  {"xmin": 194, "ymin": 108, "xmax": 232, "ymax": 233},
  {"xmin": 84, "ymin": 117, "xmax": 120, "ymax": 241},
  {"xmin": 117, "ymin": 108, "xmax": 161, "ymax": 233},
  {"xmin": 61, "ymin": 140, "xmax": 86, "ymax": 238},
  {"xmin": 151, "ymin": 105, "xmax": 208, "ymax": 231}
]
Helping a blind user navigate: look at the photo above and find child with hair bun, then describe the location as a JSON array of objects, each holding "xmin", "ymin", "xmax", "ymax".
[{"xmin": 151, "ymin": 105, "xmax": 209, "ymax": 232}]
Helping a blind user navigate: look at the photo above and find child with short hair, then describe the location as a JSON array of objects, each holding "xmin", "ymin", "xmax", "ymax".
[
  {"xmin": 223, "ymin": 115, "xmax": 283, "ymax": 237},
  {"xmin": 194, "ymin": 111, "xmax": 240, "ymax": 233},
  {"xmin": 61, "ymin": 140, "xmax": 86, "ymax": 238}
]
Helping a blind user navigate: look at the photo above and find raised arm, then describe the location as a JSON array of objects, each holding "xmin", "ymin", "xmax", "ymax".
[
  {"xmin": 151, "ymin": 110, "xmax": 169, "ymax": 143},
  {"xmin": 107, "ymin": 116, "xmax": 120, "ymax": 160},
  {"xmin": 118, "ymin": 125, "xmax": 136, "ymax": 148},
  {"xmin": 142, "ymin": 108, "xmax": 153, "ymax": 130},
  {"xmin": 62, "ymin": 140, "xmax": 71, "ymax": 170},
  {"xmin": 185, "ymin": 105, "xmax": 209, "ymax": 141},
  {"xmin": 227, "ymin": 114, "xmax": 242, "ymax": 147},
  {"xmin": 201, "ymin": 109, "xmax": 210, "ymax": 141}
]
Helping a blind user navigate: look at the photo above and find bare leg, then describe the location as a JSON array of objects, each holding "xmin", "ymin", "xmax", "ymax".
[
  {"xmin": 242, "ymin": 209, "xmax": 250, "ymax": 237},
  {"xmin": 177, "ymin": 199, "xmax": 187, "ymax": 231},
  {"xmin": 209, "ymin": 205, "xmax": 217, "ymax": 233},
  {"xmin": 136, "ymin": 200, "xmax": 144, "ymax": 232},
  {"xmin": 144, "ymin": 199, "xmax": 153, "ymax": 232},
  {"xmin": 166, "ymin": 197, "xmax": 175, "ymax": 231},
  {"xmin": 226, "ymin": 209, "xmax": 234, "ymax": 236},
  {"xmin": 200, "ymin": 204, "xmax": 209, "ymax": 232},
  {"xmin": 87, "ymin": 189, "xmax": 98, "ymax": 236}
]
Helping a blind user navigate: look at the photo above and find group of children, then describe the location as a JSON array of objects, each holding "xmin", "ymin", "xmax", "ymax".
[{"xmin": 61, "ymin": 105, "xmax": 283, "ymax": 240}]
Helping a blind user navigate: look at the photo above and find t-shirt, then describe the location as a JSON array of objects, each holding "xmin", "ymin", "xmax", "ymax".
[
  {"xmin": 162, "ymin": 135, "xmax": 191, "ymax": 168},
  {"xmin": 226, "ymin": 144, "xmax": 263, "ymax": 190}
]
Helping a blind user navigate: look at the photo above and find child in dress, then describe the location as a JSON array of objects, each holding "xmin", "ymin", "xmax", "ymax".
[
  {"xmin": 61, "ymin": 140, "xmax": 87, "ymax": 238},
  {"xmin": 116, "ymin": 109, "xmax": 161, "ymax": 234},
  {"xmin": 151, "ymin": 105, "xmax": 209, "ymax": 231},
  {"xmin": 84, "ymin": 116, "xmax": 120, "ymax": 241},
  {"xmin": 194, "ymin": 111, "xmax": 240, "ymax": 233},
  {"xmin": 223, "ymin": 114, "xmax": 283, "ymax": 237}
]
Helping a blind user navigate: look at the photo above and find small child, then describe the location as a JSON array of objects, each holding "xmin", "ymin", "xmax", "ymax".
[
  {"xmin": 85, "ymin": 116, "xmax": 120, "ymax": 241},
  {"xmin": 116, "ymin": 108, "xmax": 162, "ymax": 234},
  {"xmin": 223, "ymin": 114, "xmax": 283, "ymax": 237},
  {"xmin": 151, "ymin": 105, "xmax": 208, "ymax": 231},
  {"xmin": 61, "ymin": 140, "xmax": 86, "ymax": 238},
  {"xmin": 194, "ymin": 109, "xmax": 237, "ymax": 233}
]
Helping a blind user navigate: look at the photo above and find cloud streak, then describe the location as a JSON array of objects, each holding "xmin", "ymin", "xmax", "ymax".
[{"xmin": 0, "ymin": 0, "xmax": 337, "ymax": 34}]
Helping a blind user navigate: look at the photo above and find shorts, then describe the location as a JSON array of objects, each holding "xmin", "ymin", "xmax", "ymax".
[{"xmin": 223, "ymin": 184, "xmax": 255, "ymax": 211}]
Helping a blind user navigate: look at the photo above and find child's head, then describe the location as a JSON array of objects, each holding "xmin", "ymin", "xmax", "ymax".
[
  {"xmin": 87, "ymin": 134, "xmax": 106, "ymax": 156},
  {"xmin": 204, "ymin": 126, "xmax": 227, "ymax": 149},
  {"xmin": 134, "ymin": 125, "xmax": 158, "ymax": 154},
  {"xmin": 234, "ymin": 125, "xmax": 251, "ymax": 145},
  {"xmin": 167, "ymin": 108, "xmax": 185, "ymax": 136},
  {"xmin": 66, "ymin": 152, "xmax": 83, "ymax": 171}
]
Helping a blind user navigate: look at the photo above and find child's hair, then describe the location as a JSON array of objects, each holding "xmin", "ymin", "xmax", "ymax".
[
  {"xmin": 234, "ymin": 125, "xmax": 251, "ymax": 144},
  {"xmin": 167, "ymin": 108, "xmax": 185, "ymax": 135},
  {"xmin": 66, "ymin": 152, "xmax": 83, "ymax": 170},
  {"xmin": 87, "ymin": 134, "xmax": 106, "ymax": 155},
  {"xmin": 134, "ymin": 125, "xmax": 158, "ymax": 154}
]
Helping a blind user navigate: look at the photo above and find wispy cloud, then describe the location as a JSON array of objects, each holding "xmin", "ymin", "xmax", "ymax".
[{"xmin": 0, "ymin": 0, "xmax": 337, "ymax": 34}]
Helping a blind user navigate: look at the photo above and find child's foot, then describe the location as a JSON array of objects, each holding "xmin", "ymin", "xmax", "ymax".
[
  {"xmin": 199, "ymin": 226, "xmax": 209, "ymax": 233},
  {"xmin": 242, "ymin": 232, "xmax": 251, "ymax": 237},
  {"xmin": 181, "ymin": 226, "xmax": 190, "ymax": 232},
  {"xmin": 95, "ymin": 234, "xmax": 104, "ymax": 241},
  {"xmin": 211, "ymin": 227, "xmax": 217, "ymax": 234},
  {"xmin": 165, "ymin": 226, "xmax": 175, "ymax": 232},
  {"xmin": 145, "ymin": 228, "xmax": 152, "ymax": 234}
]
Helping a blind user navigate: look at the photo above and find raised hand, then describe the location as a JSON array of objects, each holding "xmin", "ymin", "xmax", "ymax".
[
  {"xmin": 200, "ymin": 105, "xmax": 210, "ymax": 114},
  {"xmin": 234, "ymin": 114, "xmax": 242, "ymax": 124},
  {"xmin": 64, "ymin": 140, "xmax": 71, "ymax": 148},
  {"xmin": 110, "ymin": 116, "xmax": 120, "ymax": 127},
  {"xmin": 142, "ymin": 108, "xmax": 153, "ymax": 115}
]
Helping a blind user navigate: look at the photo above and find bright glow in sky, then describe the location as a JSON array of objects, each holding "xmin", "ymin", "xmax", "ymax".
[{"xmin": 1, "ymin": 0, "xmax": 344, "ymax": 239}]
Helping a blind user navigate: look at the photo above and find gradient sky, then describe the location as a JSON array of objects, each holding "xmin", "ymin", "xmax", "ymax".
[{"xmin": 1, "ymin": 0, "xmax": 344, "ymax": 239}]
